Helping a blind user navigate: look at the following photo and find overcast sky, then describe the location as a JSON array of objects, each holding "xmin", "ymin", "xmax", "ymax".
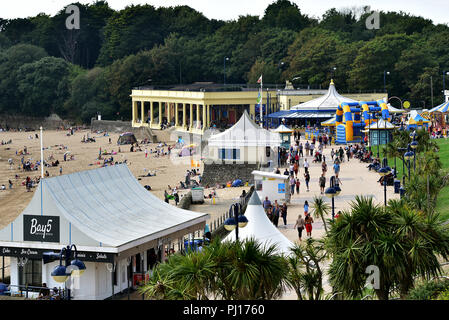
[{"xmin": 1, "ymin": 0, "xmax": 448, "ymax": 25}]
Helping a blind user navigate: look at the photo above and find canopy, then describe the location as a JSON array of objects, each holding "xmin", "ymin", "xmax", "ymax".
[
  {"xmin": 208, "ymin": 110, "xmax": 281, "ymax": 148},
  {"xmin": 223, "ymin": 192, "xmax": 294, "ymax": 256},
  {"xmin": 290, "ymin": 79, "xmax": 357, "ymax": 111},
  {"xmin": 321, "ymin": 116, "xmax": 336, "ymax": 126},
  {"xmin": 0, "ymin": 164, "xmax": 209, "ymax": 250},
  {"xmin": 429, "ymin": 101, "xmax": 449, "ymax": 113},
  {"xmin": 387, "ymin": 104, "xmax": 407, "ymax": 113},
  {"xmin": 271, "ymin": 124, "xmax": 293, "ymax": 133}
]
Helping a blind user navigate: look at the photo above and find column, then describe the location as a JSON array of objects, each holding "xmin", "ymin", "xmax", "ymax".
[
  {"xmin": 206, "ymin": 105, "xmax": 210, "ymax": 128},
  {"xmin": 196, "ymin": 104, "xmax": 200, "ymax": 129},
  {"xmin": 132, "ymin": 100, "xmax": 137, "ymax": 124},
  {"xmin": 202, "ymin": 104, "xmax": 206, "ymax": 130},
  {"xmin": 150, "ymin": 101, "xmax": 154, "ymax": 125},
  {"xmin": 141, "ymin": 102, "xmax": 145, "ymax": 124},
  {"xmin": 190, "ymin": 104, "xmax": 193, "ymax": 128},
  {"xmin": 175, "ymin": 103, "xmax": 179, "ymax": 126},
  {"xmin": 158, "ymin": 102, "xmax": 162, "ymax": 125},
  {"xmin": 166, "ymin": 102, "xmax": 170, "ymax": 125},
  {"xmin": 182, "ymin": 103, "xmax": 186, "ymax": 128}
]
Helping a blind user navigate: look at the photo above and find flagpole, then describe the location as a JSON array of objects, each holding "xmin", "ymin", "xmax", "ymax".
[
  {"xmin": 40, "ymin": 126, "xmax": 44, "ymax": 216},
  {"xmin": 259, "ymin": 77, "xmax": 263, "ymax": 128}
]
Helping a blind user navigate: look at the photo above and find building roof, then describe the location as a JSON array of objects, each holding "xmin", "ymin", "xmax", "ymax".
[
  {"xmin": 429, "ymin": 101, "xmax": 449, "ymax": 113},
  {"xmin": 251, "ymin": 170, "xmax": 290, "ymax": 180},
  {"xmin": 208, "ymin": 110, "xmax": 281, "ymax": 147},
  {"xmin": 321, "ymin": 116, "xmax": 336, "ymax": 126},
  {"xmin": 366, "ymin": 118, "xmax": 396, "ymax": 130},
  {"xmin": 0, "ymin": 164, "xmax": 209, "ymax": 251},
  {"xmin": 223, "ymin": 192, "xmax": 294, "ymax": 256},
  {"xmin": 271, "ymin": 124, "xmax": 294, "ymax": 133},
  {"xmin": 267, "ymin": 110, "xmax": 335, "ymax": 119},
  {"xmin": 290, "ymin": 80, "xmax": 357, "ymax": 111},
  {"xmin": 408, "ymin": 110, "xmax": 431, "ymax": 124}
]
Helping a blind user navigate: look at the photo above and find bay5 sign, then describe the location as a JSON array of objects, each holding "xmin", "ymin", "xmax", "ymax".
[{"xmin": 23, "ymin": 215, "xmax": 60, "ymax": 243}]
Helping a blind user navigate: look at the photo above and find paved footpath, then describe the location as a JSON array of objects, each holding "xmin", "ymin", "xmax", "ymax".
[{"xmin": 278, "ymin": 139, "xmax": 399, "ymax": 299}]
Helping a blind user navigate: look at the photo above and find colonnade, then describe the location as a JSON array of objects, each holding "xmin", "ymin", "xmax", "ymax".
[{"xmin": 132, "ymin": 100, "xmax": 210, "ymax": 131}]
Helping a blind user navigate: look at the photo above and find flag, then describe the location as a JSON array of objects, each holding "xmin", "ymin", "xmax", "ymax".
[
  {"xmin": 257, "ymin": 75, "xmax": 262, "ymax": 84},
  {"xmin": 256, "ymin": 91, "xmax": 262, "ymax": 105}
]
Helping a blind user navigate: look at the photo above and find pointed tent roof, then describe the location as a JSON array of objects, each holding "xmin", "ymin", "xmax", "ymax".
[
  {"xmin": 271, "ymin": 124, "xmax": 294, "ymax": 133},
  {"xmin": 367, "ymin": 118, "xmax": 396, "ymax": 130},
  {"xmin": 321, "ymin": 116, "xmax": 336, "ymax": 126},
  {"xmin": 223, "ymin": 192, "xmax": 294, "ymax": 256},
  {"xmin": 429, "ymin": 101, "xmax": 449, "ymax": 113},
  {"xmin": 408, "ymin": 110, "xmax": 431, "ymax": 124},
  {"xmin": 0, "ymin": 164, "xmax": 209, "ymax": 251},
  {"xmin": 387, "ymin": 104, "xmax": 406, "ymax": 113},
  {"xmin": 290, "ymin": 80, "xmax": 357, "ymax": 111},
  {"xmin": 208, "ymin": 110, "xmax": 281, "ymax": 147}
]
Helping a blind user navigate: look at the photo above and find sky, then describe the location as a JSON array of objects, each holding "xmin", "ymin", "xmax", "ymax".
[{"xmin": 1, "ymin": 0, "xmax": 448, "ymax": 25}]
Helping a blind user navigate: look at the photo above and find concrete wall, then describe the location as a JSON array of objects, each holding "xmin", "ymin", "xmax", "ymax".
[
  {"xmin": 201, "ymin": 163, "xmax": 259, "ymax": 187},
  {"xmin": 0, "ymin": 114, "xmax": 71, "ymax": 130}
]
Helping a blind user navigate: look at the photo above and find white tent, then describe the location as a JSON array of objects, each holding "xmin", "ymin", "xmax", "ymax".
[
  {"xmin": 387, "ymin": 103, "xmax": 406, "ymax": 113},
  {"xmin": 290, "ymin": 80, "xmax": 357, "ymax": 111},
  {"xmin": 223, "ymin": 192, "xmax": 294, "ymax": 256},
  {"xmin": 208, "ymin": 110, "xmax": 281, "ymax": 148}
]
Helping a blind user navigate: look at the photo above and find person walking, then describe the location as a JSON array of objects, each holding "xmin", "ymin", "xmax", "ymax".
[
  {"xmin": 321, "ymin": 161, "xmax": 327, "ymax": 175},
  {"xmin": 59, "ymin": 167, "xmax": 62, "ymax": 175},
  {"xmin": 272, "ymin": 202, "xmax": 280, "ymax": 227},
  {"xmin": 319, "ymin": 173, "xmax": 326, "ymax": 194},
  {"xmin": 263, "ymin": 197, "xmax": 271, "ymax": 213},
  {"xmin": 299, "ymin": 143, "xmax": 303, "ymax": 157},
  {"xmin": 145, "ymin": 148, "xmax": 148, "ymax": 158},
  {"xmin": 333, "ymin": 161, "xmax": 340, "ymax": 178},
  {"xmin": 289, "ymin": 175, "xmax": 296, "ymax": 195},
  {"xmin": 304, "ymin": 212, "xmax": 314, "ymax": 237},
  {"xmin": 294, "ymin": 214, "xmax": 305, "ymax": 241},
  {"xmin": 304, "ymin": 158, "xmax": 309, "ymax": 174},
  {"xmin": 304, "ymin": 171, "xmax": 310, "ymax": 191},
  {"xmin": 281, "ymin": 203, "xmax": 288, "ymax": 226},
  {"xmin": 295, "ymin": 178, "xmax": 300, "ymax": 194}
]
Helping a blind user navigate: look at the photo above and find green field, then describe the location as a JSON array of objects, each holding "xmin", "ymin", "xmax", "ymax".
[
  {"xmin": 374, "ymin": 139, "xmax": 449, "ymax": 221},
  {"xmin": 435, "ymin": 139, "xmax": 449, "ymax": 221}
]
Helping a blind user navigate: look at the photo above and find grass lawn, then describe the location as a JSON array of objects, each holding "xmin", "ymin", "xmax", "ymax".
[
  {"xmin": 435, "ymin": 139, "xmax": 449, "ymax": 221},
  {"xmin": 374, "ymin": 138, "xmax": 449, "ymax": 221}
]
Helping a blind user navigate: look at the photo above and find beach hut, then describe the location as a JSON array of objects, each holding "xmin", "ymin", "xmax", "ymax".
[
  {"xmin": 366, "ymin": 118, "xmax": 395, "ymax": 146},
  {"xmin": 207, "ymin": 110, "xmax": 281, "ymax": 165},
  {"xmin": 0, "ymin": 164, "xmax": 209, "ymax": 300},
  {"xmin": 271, "ymin": 124, "xmax": 293, "ymax": 149},
  {"xmin": 251, "ymin": 170, "xmax": 291, "ymax": 204},
  {"xmin": 223, "ymin": 192, "xmax": 294, "ymax": 256},
  {"xmin": 117, "ymin": 132, "xmax": 137, "ymax": 145}
]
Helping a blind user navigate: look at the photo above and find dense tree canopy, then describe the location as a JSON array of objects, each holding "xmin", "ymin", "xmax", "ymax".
[{"xmin": 0, "ymin": 0, "xmax": 448, "ymax": 123}]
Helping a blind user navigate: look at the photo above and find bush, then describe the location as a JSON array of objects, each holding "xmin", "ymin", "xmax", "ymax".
[
  {"xmin": 435, "ymin": 289, "xmax": 449, "ymax": 300},
  {"xmin": 407, "ymin": 278, "xmax": 449, "ymax": 300}
]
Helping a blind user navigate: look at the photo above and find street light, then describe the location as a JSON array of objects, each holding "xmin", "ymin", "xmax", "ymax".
[
  {"xmin": 378, "ymin": 157, "xmax": 391, "ymax": 206},
  {"xmin": 325, "ymin": 176, "xmax": 341, "ymax": 220},
  {"xmin": 410, "ymin": 132, "xmax": 418, "ymax": 171},
  {"xmin": 224, "ymin": 57, "xmax": 230, "ymax": 85},
  {"xmin": 332, "ymin": 67, "xmax": 337, "ymax": 79},
  {"xmin": 43, "ymin": 244, "xmax": 86, "ymax": 300},
  {"xmin": 384, "ymin": 71, "xmax": 390, "ymax": 93},
  {"xmin": 404, "ymin": 145, "xmax": 414, "ymax": 183},
  {"xmin": 224, "ymin": 203, "xmax": 248, "ymax": 241}
]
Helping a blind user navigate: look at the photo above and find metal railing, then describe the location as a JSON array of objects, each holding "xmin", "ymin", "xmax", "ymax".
[{"xmin": 3, "ymin": 284, "xmax": 66, "ymax": 300}]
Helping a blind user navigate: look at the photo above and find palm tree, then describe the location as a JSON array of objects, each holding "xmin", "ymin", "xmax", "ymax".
[
  {"xmin": 312, "ymin": 195, "xmax": 331, "ymax": 233},
  {"xmin": 286, "ymin": 238, "xmax": 327, "ymax": 300},
  {"xmin": 326, "ymin": 195, "xmax": 449, "ymax": 300}
]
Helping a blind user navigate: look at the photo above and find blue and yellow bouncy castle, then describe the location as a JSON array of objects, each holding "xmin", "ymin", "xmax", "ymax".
[{"xmin": 335, "ymin": 99, "xmax": 391, "ymax": 144}]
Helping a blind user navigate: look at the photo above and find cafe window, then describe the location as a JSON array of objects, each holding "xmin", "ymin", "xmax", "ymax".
[
  {"xmin": 18, "ymin": 259, "xmax": 42, "ymax": 287},
  {"xmin": 219, "ymin": 148, "xmax": 240, "ymax": 160}
]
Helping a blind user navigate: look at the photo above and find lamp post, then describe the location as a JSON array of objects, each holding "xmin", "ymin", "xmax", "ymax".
[
  {"xmin": 404, "ymin": 144, "xmax": 414, "ymax": 183},
  {"xmin": 410, "ymin": 131, "xmax": 418, "ymax": 172},
  {"xmin": 224, "ymin": 57, "xmax": 230, "ymax": 85},
  {"xmin": 43, "ymin": 244, "xmax": 86, "ymax": 300},
  {"xmin": 325, "ymin": 176, "xmax": 341, "ymax": 220},
  {"xmin": 397, "ymin": 146, "xmax": 407, "ymax": 185},
  {"xmin": 384, "ymin": 71, "xmax": 390, "ymax": 93},
  {"xmin": 332, "ymin": 67, "xmax": 337, "ymax": 79},
  {"xmin": 378, "ymin": 157, "xmax": 391, "ymax": 206},
  {"xmin": 224, "ymin": 203, "xmax": 248, "ymax": 241}
]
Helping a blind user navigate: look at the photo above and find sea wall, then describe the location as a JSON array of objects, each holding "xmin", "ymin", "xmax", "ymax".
[{"xmin": 201, "ymin": 162, "xmax": 259, "ymax": 187}]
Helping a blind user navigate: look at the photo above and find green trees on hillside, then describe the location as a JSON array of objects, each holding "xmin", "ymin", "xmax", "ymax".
[{"xmin": 1, "ymin": 0, "xmax": 449, "ymax": 123}]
